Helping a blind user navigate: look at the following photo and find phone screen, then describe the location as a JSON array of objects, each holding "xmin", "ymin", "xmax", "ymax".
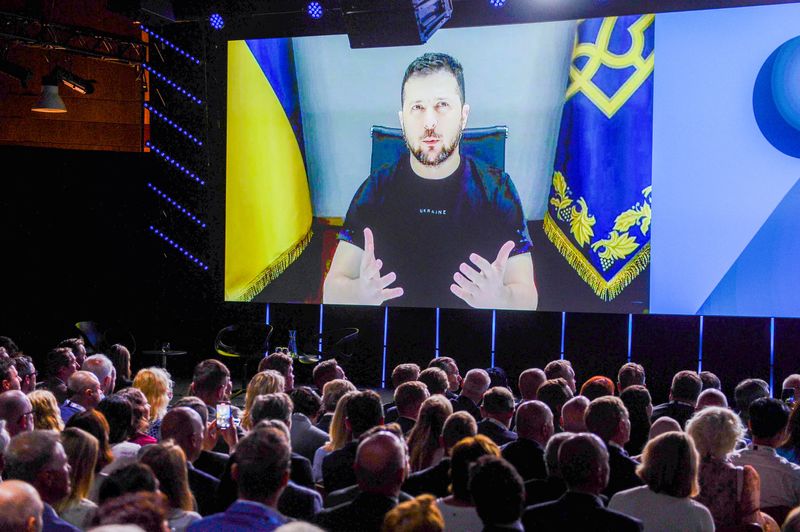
[
  {"xmin": 781, "ymin": 388, "xmax": 795, "ymax": 405},
  {"xmin": 216, "ymin": 402, "xmax": 231, "ymax": 429}
]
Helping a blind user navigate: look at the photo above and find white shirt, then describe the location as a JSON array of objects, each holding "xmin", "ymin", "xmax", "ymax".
[
  {"xmin": 732, "ymin": 443, "xmax": 800, "ymax": 507},
  {"xmin": 609, "ymin": 485, "xmax": 714, "ymax": 532}
]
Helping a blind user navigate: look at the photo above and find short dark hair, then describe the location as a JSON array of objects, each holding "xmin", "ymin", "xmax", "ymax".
[
  {"xmin": 192, "ymin": 359, "xmax": 230, "ymax": 395},
  {"xmin": 537, "ymin": 378, "xmax": 573, "ymax": 428},
  {"xmin": 418, "ymin": 367, "xmax": 449, "ymax": 395},
  {"xmin": 0, "ymin": 358, "xmax": 16, "ymax": 382},
  {"xmin": 98, "ymin": 462, "xmax": 159, "ymax": 505},
  {"xmin": 585, "ymin": 396, "xmax": 628, "ymax": 442},
  {"xmin": 671, "ymin": 371, "xmax": 702, "ymax": 402},
  {"xmin": 97, "ymin": 395, "xmax": 134, "ymax": 444},
  {"xmin": 313, "ymin": 359, "xmax": 341, "ymax": 389},
  {"xmin": 346, "ymin": 390, "xmax": 384, "ymax": 437},
  {"xmin": 172, "ymin": 396, "xmax": 209, "ymax": 425},
  {"xmin": 734, "ymin": 379, "xmax": 770, "ymax": 420},
  {"xmin": 469, "ymin": 456, "xmax": 525, "ymax": 526},
  {"xmin": 618, "ymin": 363, "xmax": 645, "ymax": 390},
  {"xmin": 428, "ymin": 356, "xmax": 457, "ymax": 376},
  {"xmin": 58, "ymin": 337, "xmax": 84, "ymax": 354},
  {"xmin": 749, "ymin": 397, "xmax": 790, "ymax": 439},
  {"xmin": 12, "ymin": 355, "xmax": 35, "ymax": 378},
  {"xmin": 395, "ymin": 381, "xmax": 429, "ymax": 414},
  {"xmin": 402, "ymin": 52, "xmax": 465, "ymax": 106},
  {"xmin": 481, "ymin": 387, "xmax": 515, "ymax": 414},
  {"xmin": 289, "ymin": 386, "xmax": 322, "ymax": 418},
  {"xmin": 45, "ymin": 347, "xmax": 73, "ymax": 377},
  {"xmin": 442, "ymin": 411, "xmax": 478, "ymax": 449},
  {"xmin": 258, "ymin": 352, "xmax": 293, "ymax": 377},
  {"xmin": 620, "ymin": 385, "xmax": 652, "ymax": 426},
  {"xmin": 391, "ymin": 363, "xmax": 421, "ymax": 388},
  {"xmin": 544, "ymin": 360, "xmax": 573, "ymax": 382},
  {"xmin": 4, "ymin": 430, "xmax": 61, "ymax": 483},
  {"xmin": 0, "ymin": 336, "xmax": 19, "ymax": 356},
  {"xmin": 486, "ymin": 367, "xmax": 510, "ymax": 390},
  {"xmin": 235, "ymin": 426, "xmax": 291, "ymax": 500},
  {"xmin": 699, "ymin": 371, "xmax": 721, "ymax": 390},
  {"xmin": 250, "ymin": 393, "xmax": 293, "ymax": 426}
]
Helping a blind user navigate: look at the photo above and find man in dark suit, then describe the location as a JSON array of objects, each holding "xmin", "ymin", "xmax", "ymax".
[
  {"xmin": 316, "ymin": 430, "xmax": 407, "ymax": 531},
  {"xmin": 384, "ymin": 363, "xmax": 421, "ymax": 421},
  {"xmin": 428, "ymin": 357, "xmax": 462, "ymax": 401},
  {"xmin": 288, "ymin": 386, "xmax": 329, "ymax": 462},
  {"xmin": 471, "ymin": 456, "xmax": 526, "ymax": 532},
  {"xmin": 322, "ymin": 390, "xmax": 384, "ymax": 494},
  {"xmin": 522, "ymin": 433, "xmax": 643, "ymax": 532},
  {"xmin": 161, "ymin": 406, "xmax": 220, "ymax": 516},
  {"xmin": 585, "ymin": 396, "xmax": 643, "ymax": 498},
  {"xmin": 189, "ymin": 426, "xmax": 290, "ymax": 531},
  {"xmin": 477, "ymin": 386, "xmax": 517, "ymax": 446},
  {"xmin": 38, "ymin": 347, "xmax": 78, "ymax": 404},
  {"xmin": 524, "ymin": 432, "xmax": 571, "ymax": 506},
  {"xmin": 650, "ymin": 370, "xmax": 701, "ymax": 429},
  {"xmin": 393, "ymin": 381, "xmax": 429, "ymax": 435},
  {"xmin": 502, "ymin": 400, "xmax": 551, "ymax": 481},
  {"xmin": 403, "ymin": 410, "xmax": 477, "ymax": 497},
  {"xmin": 173, "ymin": 395, "xmax": 231, "ymax": 479},
  {"xmin": 450, "ymin": 368, "xmax": 490, "ymax": 422}
]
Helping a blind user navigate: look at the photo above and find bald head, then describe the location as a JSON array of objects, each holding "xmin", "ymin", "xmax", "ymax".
[
  {"xmin": 461, "ymin": 369, "xmax": 490, "ymax": 402},
  {"xmin": 648, "ymin": 416, "xmax": 681, "ymax": 440},
  {"xmin": 561, "ymin": 395, "xmax": 590, "ymax": 433},
  {"xmin": 160, "ymin": 407, "xmax": 204, "ymax": 462},
  {"xmin": 696, "ymin": 388, "xmax": 728, "ymax": 410},
  {"xmin": 0, "ymin": 391, "xmax": 33, "ymax": 437},
  {"xmin": 355, "ymin": 432, "xmax": 407, "ymax": 496},
  {"xmin": 518, "ymin": 369, "xmax": 546, "ymax": 401},
  {"xmin": 0, "ymin": 479, "xmax": 43, "ymax": 532},
  {"xmin": 559, "ymin": 433, "xmax": 609, "ymax": 494},
  {"xmin": 784, "ymin": 374, "xmax": 800, "ymax": 403},
  {"xmin": 515, "ymin": 400, "xmax": 553, "ymax": 445},
  {"xmin": 68, "ymin": 371, "xmax": 102, "ymax": 409},
  {"xmin": 83, "ymin": 355, "xmax": 115, "ymax": 395}
]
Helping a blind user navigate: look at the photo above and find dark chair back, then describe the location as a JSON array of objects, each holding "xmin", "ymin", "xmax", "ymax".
[{"xmin": 370, "ymin": 125, "xmax": 508, "ymax": 174}]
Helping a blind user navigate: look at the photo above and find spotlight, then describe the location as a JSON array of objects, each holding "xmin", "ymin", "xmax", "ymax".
[
  {"xmin": 488, "ymin": 0, "xmax": 506, "ymax": 6},
  {"xmin": 0, "ymin": 58, "xmax": 32, "ymax": 87},
  {"xmin": 31, "ymin": 70, "xmax": 66, "ymax": 113},
  {"xmin": 307, "ymin": 2, "xmax": 324, "ymax": 19},
  {"xmin": 209, "ymin": 13, "xmax": 224, "ymax": 30},
  {"xmin": 55, "ymin": 66, "xmax": 95, "ymax": 95}
]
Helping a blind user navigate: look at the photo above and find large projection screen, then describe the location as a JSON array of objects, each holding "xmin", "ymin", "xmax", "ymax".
[{"xmin": 224, "ymin": 3, "xmax": 800, "ymax": 317}]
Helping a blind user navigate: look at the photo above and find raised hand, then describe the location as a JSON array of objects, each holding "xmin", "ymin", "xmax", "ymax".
[
  {"xmin": 450, "ymin": 240, "xmax": 516, "ymax": 309},
  {"xmin": 355, "ymin": 227, "xmax": 404, "ymax": 305}
]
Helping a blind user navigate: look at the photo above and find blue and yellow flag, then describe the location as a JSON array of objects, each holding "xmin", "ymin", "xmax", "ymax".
[
  {"xmin": 225, "ymin": 39, "xmax": 312, "ymax": 301},
  {"xmin": 544, "ymin": 15, "xmax": 654, "ymax": 301}
]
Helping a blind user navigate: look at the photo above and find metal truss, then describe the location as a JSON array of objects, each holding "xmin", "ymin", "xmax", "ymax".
[{"xmin": 0, "ymin": 11, "xmax": 146, "ymax": 66}]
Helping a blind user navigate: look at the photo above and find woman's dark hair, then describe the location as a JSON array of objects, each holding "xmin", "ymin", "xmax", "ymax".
[
  {"xmin": 98, "ymin": 462, "xmax": 159, "ymax": 505},
  {"xmin": 97, "ymin": 394, "xmax": 134, "ymax": 444},
  {"xmin": 65, "ymin": 410, "xmax": 114, "ymax": 471}
]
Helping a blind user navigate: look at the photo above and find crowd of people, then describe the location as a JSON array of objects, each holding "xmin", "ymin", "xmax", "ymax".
[{"xmin": 1, "ymin": 334, "xmax": 800, "ymax": 531}]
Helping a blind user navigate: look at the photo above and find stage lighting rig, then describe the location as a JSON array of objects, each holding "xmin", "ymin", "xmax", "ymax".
[
  {"xmin": 0, "ymin": 57, "xmax": 33, "ymax": 87},
  {"xmin": 342, "ymin": 0, "xmax": 454, "ymax": 48},
  {"xmin": 54, "ymin": 66, "xmax": 95, "ymax": 95}
]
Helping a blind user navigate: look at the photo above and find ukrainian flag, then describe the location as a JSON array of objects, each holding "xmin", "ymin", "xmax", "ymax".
[
  {"xmin": 544, "ymin": 15, "xmax": 654, "ymax": 301},
  {"xmin": 225, "ymin": 39, "xmax": 312, "ymax": 301}
]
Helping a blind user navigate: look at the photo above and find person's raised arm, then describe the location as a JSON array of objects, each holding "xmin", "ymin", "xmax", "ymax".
[
  {"xmin": 450, "ymin": 241, "xmax": 537, "ymax": 310},
  {"xmin": 322, "ymin": 227, "xmax": 404, "ymax": 306}
]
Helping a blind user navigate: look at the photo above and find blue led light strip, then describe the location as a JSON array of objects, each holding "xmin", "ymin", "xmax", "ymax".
[
  {"xmin": 697, "ymin": 316, "xmax": 704, "ymax": 373},
  {"xmin": 146, "ymin": 182, "xmax": 206, "ymax": 227},
  {"xmin": 143, "ymin": 103, "xmax": 203, "ymax": 146},
  {"xmin": 627, "ymin": 314, "xmax": 633, "ymax": 362},
  {"xmin": 490, "ymin": 310, "xmax": 496, "ymax": 368},
  {"xmin": 560, "ymin": 312, "xmax": 566, "ymax": 359},
  {"xmin": 145, "ymin": 141, "xmax": 205, "ymax": 185},
  {"xmin": 382, "ymin": 307, "xmax": 389, "ymax": 388},
  {"xmin": 770, "ymin": 317, "xmax": 775, "ymax": 396},
  {"xmin": 148, "ymin": 226, "xmax": 208, "ymax": 270},
  {"xmin": 265, "ymin": 303, "xmax": 270, "ymax": 325},
  {"xmin": 140, "ymin": 25, "xmax": 202, "ymax": 65},
  {"xmin": 142, "ymin": 63, "xmax": 203, "ymax": 104},
  {"xmin": 318, "ymin": 305, "xmax": 324, "ymax": 353},
  {"xmin": 435, "ymin": 307, "xmax": 440, "ymax": 358}
]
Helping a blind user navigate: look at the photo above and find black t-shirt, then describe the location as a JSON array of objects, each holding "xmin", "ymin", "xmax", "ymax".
[{"xmin": 338, "ymin": 155, "xmax": 532, "ymax": 308}]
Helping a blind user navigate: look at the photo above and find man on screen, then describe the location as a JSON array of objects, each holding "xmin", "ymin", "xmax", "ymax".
[{"xmin": 323, "ymin": 52, "xmax": 537, "ymax": 310}]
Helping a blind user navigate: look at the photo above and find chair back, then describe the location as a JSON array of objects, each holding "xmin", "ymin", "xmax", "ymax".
[
  {"xmin": 370, "ymin": 125, "xmax": 508, "ymax": 174},
  {"xmin": 214, "ymin": 323, "xmax": 273, "ymax": 359}
]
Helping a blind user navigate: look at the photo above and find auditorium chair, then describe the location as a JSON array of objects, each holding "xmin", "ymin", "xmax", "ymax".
[{"xmin": 214, "ymin": 322, "xmax": 273, "ymax": 397}]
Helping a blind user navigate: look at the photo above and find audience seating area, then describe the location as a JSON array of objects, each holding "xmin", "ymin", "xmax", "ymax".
[{"xmin": 0, "ymin": 333, "xmax": 800, "ymax": 532}]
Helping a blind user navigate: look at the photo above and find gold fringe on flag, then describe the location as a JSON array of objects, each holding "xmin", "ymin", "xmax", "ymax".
[
  {"xmin": 231, "ymin": 228, "xmax": 313, "ymax": 302},
  {"xmin": 543, "ymin": 212, "xmax": 649, "ymax": 301}
]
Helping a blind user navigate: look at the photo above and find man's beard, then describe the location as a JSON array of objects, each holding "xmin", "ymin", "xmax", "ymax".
[{"xmin": 405, "ymin": 127, "xmax": 463, "ymax": 167}]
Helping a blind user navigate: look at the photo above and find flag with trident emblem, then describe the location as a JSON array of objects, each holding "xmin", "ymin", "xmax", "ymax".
[{"xmin": 544, "ymin": 15, "xmax": 654, "ymax": 301}]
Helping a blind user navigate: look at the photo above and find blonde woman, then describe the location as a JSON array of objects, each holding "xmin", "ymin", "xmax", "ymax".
[
  {"xmin": 407, "ymin": 395, "xmax": 453, "ymax": 472},
  {"xmin": 313, "ymin": 390, "xmax": 357, "ymax": 484},
  {"xmin": 241, "ymin": 370, "xmax": 285, "ymax": 430},
  {"xmin": 29, "ymin": 389, "xmax": 64, "ymax": 431},
  {"xmin": 140, "ymin": 441, "xmax": 201, "ymax": 532},
  {"xmin": 57, "ymin": 427, "xmax": 99, "ymax": 529},
  {"xmin": 133, "ymin": 366, "xmax": 172, "ymax": 439}
]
